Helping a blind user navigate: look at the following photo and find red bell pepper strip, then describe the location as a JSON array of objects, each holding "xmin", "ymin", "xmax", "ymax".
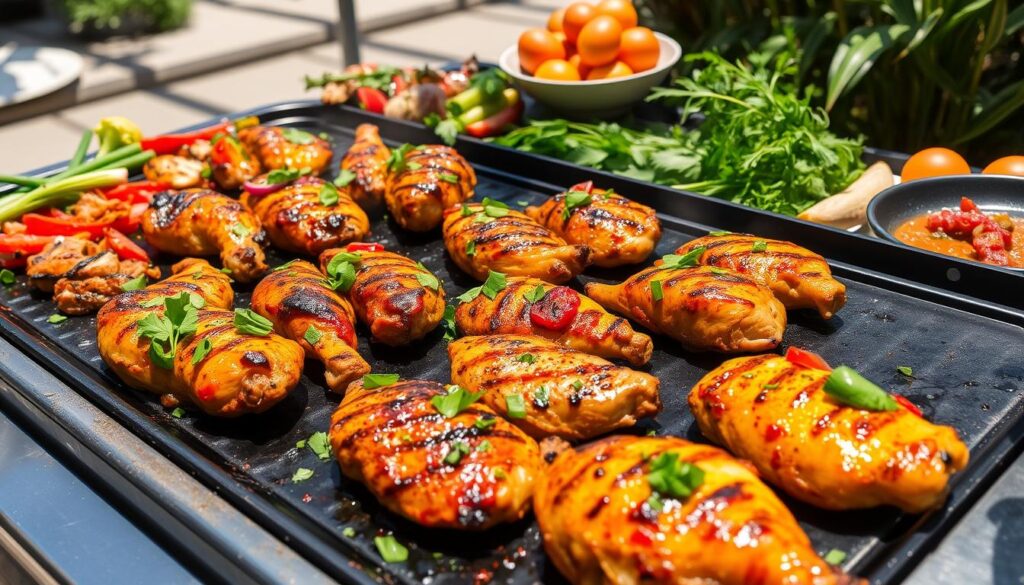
[
  {"xmin": 112, "ymin": 202, "xmax": 149, "ymax": 235},
  {"xmin": 529, "ymin": 286, "xmax": 580, "ymax": 331},
  {"xmin": 102, "ymin": 180, "xmax": 170, "ymax": 204},
  {"xmin": 464, "ymin": 99, "xmax": 524, "ymax": 138},
  {"xmin": 140, "ymin": 120, "xmax": 232, "ymax": 155},
  {"xmin": 104, "ymin": 228, "xmax": 150, "ymax": 262},
  {"xmin": 894, "ymin": 395, "xmax": 923, "ymax": 418},
  {"xmin": 346, "ymin": 242, "xmax": 384, "ymax": 252},
  {"xmin": 356, "ymin": 87, "xmax": 388, "ymax": 114},
  {"xmin": 0, "ymin": 234, "xmax": 57, "ymax": 255},
  {"xmin": 22, "ymin": 213, "xmax": 111, "ymax": 238},
  {"xmin": 784, "ymin": 347, "xmax": 832, "ymax": 371}
]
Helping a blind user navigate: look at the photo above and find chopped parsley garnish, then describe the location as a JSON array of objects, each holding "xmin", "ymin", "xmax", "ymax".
[
  {"xmin": 362, "ymin": 373, "xmax": 400, "ymax": 389},
  {"xmin": 444, "ymin": 440, "xmax": 471, "ymax": 465},
  {"xmin": 47, "ymin": 314, "xmax": 68, "ymax": 324},
  {"xmin": 414, "ymin": 263, "xmax": 439, "ymax": 291},
  {"xmin": 171, "ymin": 407, "xmax": 185, "ymax": 418},
  {"xmin": 137, "ymin": 292, "xmax": 200, "ymax": 368},
  {"xmin": 474, "ymin": 416, "xmax": 497, "ymax": 430},
  {"xmin": 191, "ymin": 338, "xmax": 213, "ymax": 365},
  {"xmin": 0, "ymin": 269, "xmax": 15, "ymax": 287},
  {"xmin": 533, "ymin": 386, "xmax": 550, "ymax": 408},
  {"xmin": 477, "ymin": 440, "xmax": 492, "ymax": 452},
  {"xmin": 465, "ymin": 239, "xmax": 476, "ymax": 256},
  {"xmin": 897, "ymin": 365, "xmax": 914, "ymax": 377},
  {"xmin": 562, "ymin": 190, "xmax": 592, "ymax": 220},
  {"xmin": 647, "ymin": 452, "xmax": 705, "ymax": 500},
  {"xmin": 517, "ymin": 353, "xmax": 536, "ymax": 364},
  {"xmin": 441, "ymin": 305, "xmax": 458, "ymax": 341},
  {"xmin": 121, "ymin": 275, "xmax": 148, "ymax": 291},
  {"xmin": 823, "ymin": 549, "xmax": 847, "ymax": 565},
  {"xmin": 319, "ymin": 182, "xmax": 340, "ymax": 206},
  {"xmin": 386, "ymin": 143, "xmax": 416, "ymax": 172},
  {"xmin": 230, "ymin": 222, "xmax": 252, "ymax": 242},
  {"xmin": 325, "ymin": 251, "xmax": 362, "ymax": 292},
  {"xmin": 752, "ymin": 239, "xmax": 768, "ymax": 253},
  {"xmin": 505, "ymin": 394, "xmax": 526, "ymax": 418},
  {"xmin": 291, "ymin": 467, "xmax": 314, "ymax": 483},
  {"xmin": 572, "ymin": 379, "xmax": 584, "ymax": 390},
  {"xmin": 267, "ymin": 168, "xmax": 303, "ymax": 184},
  {"xmin": 439, "ymin": 172, "xmax": 459, "ymax": 184},
  {"xmin": 303, "ymin": 325, "xmax": 322, "ymax": 346},
  {"xmin": 334, "ymin": 169, "xmax": 357, "ymax": 187},
  {"xmin": 374, "ymin": 535, "xmax": 408, "ymax": 563},
  {"xmin": 661, "ymin": 246, "xmax": 706, "ymax": 269},
  {"xmin": 456, "ymin": 270, "xmax": 507, "ymax": 302},
  {"xmin": 281, "ymin": 127, "xmax": 316, "ymax": 145},
  {"xmin": 431, "ymin": 385, "xmax": 483, "ymax": 418},
  {"xmin": 708, "ymin": 230, "xmax": 732, "ymax": 236},
  {"xmin": 650, "ymin": 280, "xmax": 664, "ymax": 301},
  {"xmin": 523, "ymin": 284, "xmax": 546, "ymax": 303},
  {"xmin": 342, "ymin": 527, "xmax": 356, "ymax": 538},
  {"xmin": 234, "ymin": 308, "xmax": 273, "ymax": 336},
  {"xmin": 305, "ymin": 431, "xmax": 331, "ymax": 461}
]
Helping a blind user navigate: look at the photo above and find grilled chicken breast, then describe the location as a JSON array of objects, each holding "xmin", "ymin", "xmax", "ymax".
[
  {"xmin": 251, "ymin": 260, "xmax": 369, "ymax": 392},
  {"xmin": 240, "ymin": 177, "xmax": 370, "ymax": 256},
  {"xmin": 143, "ymin": 155, "xmax": 206, "ymax": 189},
  {"xmin": 675, "ymin": 234, "xmax": 847, "ymax": 319},
  {"xmin": 443, "ymin": 203, "xmax": 590, "ymax": 283},
  {"xmin": 207, "ymin": 134, "xmax": 262, "ymax": 190},
  {"xmin": 455, "ymin": 277, "xmax": 652, "ymax": 365},
  {"xmin": 525, "ymin": 185, "xmax": 661, "ymax": 267},
  {"xmin": 237, "ymin": 126, "xmax": 333, "ymax": 175},
  {"xmin": 690, "ymin": 355, "xmax": 969, "ymax": 512},
  {"xmin": 385, "ymin": 144, "xmax": 476, "ymax": 231},
  {"xmin": 97, "ymin": 259, "xmax": 304, "ymax": 416},
  {"xmin": 448, "ymin": 335, "xmax": 660, "ymax": 441},
  {"xmin": 319, "ymin": 247, "xmax": 445, "ymax": 346},
  {"xmin": 535, "ymin": 436, "xmax": 862, "ymax": 585},
  {"xmin": 329, "ymin": 379, "xmax": 540, "ymax": 529},
  {"xmin": 585, "ymin": 265, "xmax": 786, "ymax": 353},
  {"xmin": 341, "ymin": 124, "xmax": 390, "ymax": 211},
  {"xmin": 142, "ymin": 188, "xmax": 268, "ymax": 282}
]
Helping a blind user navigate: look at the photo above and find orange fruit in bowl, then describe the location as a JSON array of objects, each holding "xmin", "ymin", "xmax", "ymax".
[
  {"xmin": 577, "ymin": 15, "xmax": 623, "ymax": 67},
  {"xmin": 553, "ymin": 31, "xmax": 574, "ymax": 56},
  {"xmin": 535, "ymin": 59, "xmax": 582, "ymax": 81},
  {"xmin": 548, "ymin": 7, "xmax": 566, "ymax": 32},
  {"xmin": 518, "ymin": 29, "xmax": 566, "ymax": 74},
  {"xmin": 595, "ymin": 0, "xmax": 637, "ymax": 29},
  {"xmin": 618, "ymin": 26, "xmax": 660, "ymax": 72},
  {"xmin": 562, "ymin": 2, "xmax": 597, "ymax": 45},
  {"xmin": 586, "ymin": 60, "xmax": 633, "ymax": 80},
  {"xmin": 568, "ymin": 54, "xmax": 591, "ymax": 79}
]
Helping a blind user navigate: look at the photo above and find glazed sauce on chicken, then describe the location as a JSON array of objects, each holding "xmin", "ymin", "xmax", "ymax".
[{"xmin": 894, "ymin": 212, "xmax": 1024, "ymax": 267}]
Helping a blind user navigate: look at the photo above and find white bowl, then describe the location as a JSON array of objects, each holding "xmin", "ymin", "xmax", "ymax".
[{"xmin": 499, "ymin": 32, "xmax": 682, "ymax": 118}]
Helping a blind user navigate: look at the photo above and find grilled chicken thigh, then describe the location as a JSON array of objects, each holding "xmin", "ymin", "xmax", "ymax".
[
  {"xmin": 340, "ymin": 124, "xmax": 390, "ymax": 211},
  {"xmin": 143, "ymin": 155, "xmax": 205, "ymax": 189},
  {"xmin": 97, "ymin": 259, "xmax": 304, "ymax": 416},
  {"xmin": 585, "ymin": 265, "xmax": 786, "ymax": 353},
  {"xmin": 142, "ymin": 189, "xmax": 268, "ymax": 282},
  {"xmin": 385, "ymin": 144, "xmax": 476, "ymax": 231},
  {"xmin": 238, "ymin": 126, "xmax": 333, "ymax": 175},
  {"xmin": 207, "ymin": 134, "xmax": 262, "ymax": 190},
  {"xmin": 240, "ymin": 177, "xmax": 370, "ymax": 256},
  {"xmin": 448, "ymin": 335, "xmax": 660, "ymax": 441},
  {"xmin": 443, "ymin": 203, "xmax": 590, "ymax": 283},
  {"xmin": 525, "ymin": 185, "xmax": 661, "ymax": 267},
  {"xmin": 535, "ymin": 436, "xmax": 862, "ymax": 585},
  {"xmin": 251, "ymin": 260, "xmax": 369, "ymax": 392},
  {"xmin": 455, "ymin": 276, "xmax": 652, "ymax": 365},
  {"xmin": 690, "ymin": 355, "xmax": 969, "ymax": 512},
  {"xmin": 329, "ymin": 379, "xmax": 540, "ymax": 529},
  {"xmin": 675, "ymin": 234, "xmax": 847, "ymax": 319},
  {"xmin": 319, "ymin": 247, "xmax": 445, "ymax": 346}
]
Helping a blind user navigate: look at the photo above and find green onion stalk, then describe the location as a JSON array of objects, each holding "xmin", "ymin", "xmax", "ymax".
[{"xmin": 0, "ymin": 168, "xmax": 128, "ymax": 224}]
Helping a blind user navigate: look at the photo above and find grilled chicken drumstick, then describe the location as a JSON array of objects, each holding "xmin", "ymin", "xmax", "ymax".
[
  {"xmin": 443, "ymin": 202, "xmax": 590, "ymax": 284},
  {"xmin": 240, "ymin": 176, "xmax": 370, "ymax": 256},
  {"xmin": 329, "ymin": 379, "xmax": 540, "ymax": 529},
  {"xmin": 449, "ymin": 335, "xmax": 660, "ymax": 441},
  {"xmin": 251, "ymin": 260, "xmax": 369, "ymax": 392},
  {"xmin": 675, "ymin": 234, "xmax": 847, "ymax": 319},
  {"xmin": 535, "ymin": 435, "xmax": 863, "ymax": 585},
  {"xmin": 97, "ymin": 259, "xmax": 304, "ymax": 416},
  {"xmin": 585, "ymin": 265, "xmax": 786, "ymax": 353},
  {"xmin": 385, "ymin": 144, "xmax": 476, "ymax": 231},
  {"xmin": 525, "ymin": 184, "xmax": 661, "ymax": 267},
  {"xmin": 238, "ymin": 126, "xmax": 333, "ymax": 175},
  {"xmin": 455, "ymin": 276, "xmax": 652, "ymax": 365},
  {"xmin": 340, "ymin": 124, "xmax": 390, "ymax": 211},
  {"xmin": 690, "ymin": 355, "xmax": 969, "ymax": 512},
  {"xmin": 142, "ymin": 188, "xmax": 268, "ymax": 282}
]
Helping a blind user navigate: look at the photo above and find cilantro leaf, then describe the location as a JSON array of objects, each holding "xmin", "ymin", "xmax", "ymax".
[
  {"xmin": 234, "ymin": 308, "xmax": 273, "ymax": 336},
  {"xmin": 362, "ymin": 373, "xmax": 400, "ymax": 389},
  {"xmin": 334, "ymin": 169, "xmax": 357, "ymax": 187},
  {"xmin": 431, "ymin": 385, "xmax": 483, "ymax": 418}
]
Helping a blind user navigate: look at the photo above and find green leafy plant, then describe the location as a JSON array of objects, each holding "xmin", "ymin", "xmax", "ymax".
[{"xmin": 59, "ymin": 0, "xmax": 192, "ymax": 34}]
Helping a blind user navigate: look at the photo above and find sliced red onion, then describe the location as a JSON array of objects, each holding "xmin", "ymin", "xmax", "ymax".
[{"xmin": 242, "ymin": 179, "xmax": 287, "ymax": 197}]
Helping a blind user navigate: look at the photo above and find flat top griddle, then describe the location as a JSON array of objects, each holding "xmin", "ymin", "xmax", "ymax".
[{"xmin": 1, "ymin": 103, "xmax": 1022, "ymax": 585}]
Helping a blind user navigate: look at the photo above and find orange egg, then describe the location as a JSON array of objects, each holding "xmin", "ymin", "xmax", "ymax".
[
  {"xmin": 535, "ymin": 59, "xmax": 582, "ymax": 81},
  {"xmin": 618, "ymin": 26, "xmax": 659, "ymax": 72},
  {"xmin": 518, "ymin": 29, "xmax": 567, "ymax": 75},
  {"xmin": 562, "ymin": 2, "xmax": 597, "ymax": 45},
  {"xmin": 577, "ymin": 15, "xmax": 623, "ymax": 67},
  {"xmin": 568, "ymin": 54, "xmax": 591, "ymax": 79},
  {"xmin": 586, "ymin": 60, "xmax": 633, "ymax": 80},
  {"xmin": 548, "ymin": 7, "xmax": 565, "ymax": 32},
  {"xmin": 595, "ymin": 0, "xmax": 637, "ymax": 29}
]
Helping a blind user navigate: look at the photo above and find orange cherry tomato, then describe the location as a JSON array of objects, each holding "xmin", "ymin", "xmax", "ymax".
[
  {"xmin": 534, "ymin": 59, "xmax": 582, "ymax": 81},
  {"xmin": 577, "ymin": 15, "xmax": 623, "ymax": 67},
  {"xmin": 595, "ymin": 0, "xmax": 637, "ymax": 28},
  {"xmin": 548, "ymin": 7, "xmax": 565, "ymax": 32},
  {"xmin": 562, "ymin": 2, "xmax": 597, "ymax": 45},
  {"xmin": 900, "ymin": 147, "xmax": 971, "ymax": 181},
  {"xmin": 568, "ymin": 54, "xmax": 591, "ymax": 79},
  {"xmin": 518, "ymin": 29, "xmax": 566, "ymax": 75},
  {"xmin": 982, "ymin": 155, "xmax": 1024, "ymax": 177},
  {"xmin": 586, "ymin": 60, "xmax": 633, "ymax": 80},
  {"xmin": 618, "ymin": 26, "xmax": 660, "ymax": 72}
]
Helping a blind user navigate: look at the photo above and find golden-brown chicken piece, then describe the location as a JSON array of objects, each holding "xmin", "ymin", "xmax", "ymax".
[
  {"xmin": 525, "ymin": 185, "xmax": 661, "ymax": 267},
  {"xmin": 143, "ymin": 155, "xmax": 205, "ymax": 189},
  {"xmin": 97, "ymin": 259, "xmax": 304, "ymax": 416},
  {"xmin": 443, "ymin": 203, "xmax": 590, "ymax": 284},
  {"xmin": 585, "ymin": 265, "xmax": 786, "ymax": 353},
  {"xmin": 690, "ymin": 355, "xmax": 969, "ymax": 512},
  {"xmin": 535, "ymin": 435, "xmax": 862, "ymax": 585},
  {"xmin": 385, "ymin": 144, "xmax": 476, "ymax": 231},
  {"xmin": 340, "ymin": 124, "xmax": 390, "ymax": 211},
  {"xmin": 675, "ymin": 234, "xmax": 847, "ymax": 319},
  {"xmin": 238, "ymin": 126, "xmax": 333, "ymax": 175},
  {"xmin": 142, "ymin": 189, "xmax": 268, "ymax": 282},
  {"xmin": 251, "ymin": 260, "xmax": 369, "ymax": 392},
  {"xmin": 207, "ymin": 134, "xmax": 262, "ymax": 190},
  {"xmin": 449, "ymin": 335, "xmax": 660, "ymax": 441},
  {"xmin": 240, "ymin": 177, "xmax": 370, "ymax": 256},
  {"xmin": 329, "ymin": 379, "xmax": 540, "ymax": 529},
  {"xmin": 319, "ymin": 246, "xmax": 445, "ymax": 346},
  {"xmin": 455, "ymin": 277, "xmax": 652, "ymax": 366}
]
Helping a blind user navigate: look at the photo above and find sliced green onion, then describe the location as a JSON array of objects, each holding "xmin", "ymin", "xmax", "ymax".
[
  {"xmin": 0, "ymin": 175, "xmax": 45, "ymax": 188},
  {"xmin": 69, "ymin": 130, "xmax": 94, "ymax": 169}
]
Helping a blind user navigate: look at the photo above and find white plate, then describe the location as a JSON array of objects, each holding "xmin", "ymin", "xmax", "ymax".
[{"xmin": 0, "ymin": 44, "xmax": 84, "ymax": 107}]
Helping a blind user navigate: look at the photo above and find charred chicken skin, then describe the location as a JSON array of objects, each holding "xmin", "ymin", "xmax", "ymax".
[
  {"xmin": 251, "ymin": 260, "xmax": 369, "ymax": 392},
  {"xmin": 340, "ymin": 124, "xmax": 390, "ymax": 211},
  {"xmin": 448, "ymin": 335, "xmax": 660, "ymax": 441},
  {"xmin": 142, "ymin": 189, "xmax": 268, "ymax": 282},
  {"xmin": 143, "ymin": 154, "xmax": 205, "ymax": 189},
  {"xmin": 319, "ymin": 247, "xmax": 445, "ymax": 346},
  {"xmin": 240, "ymin": 177, "xmax": 370, "ymax": 256},
  {"xmin": 585, "ymin": 265, "xmax": 786, "ymax": 353},
  {"xmin": 97, "ymin": 259, "xmax": 304, "ymax": 416},
  {"xmin": 385, "ymin": 144, "xmax": 476, "ymax": 232},
  {"xmin": 329, "ymin": 379, "xmax": 540, "ymax": 529},
  {"xmin": 238, "ymin": 126, "xmax": 333, "ymax": 175},
  {"xmin": 675, "ymin": 234, "xmax": 847, "ymax": 319},
  {"xmin": 690, "ymin": 355, "xmax": 969, "ymax": 512},
  {"xmin": 535, "ymin": 435, "xmax": 862, "ymax": 585},
  {"xmin": 443, "ymin": 203, "xmax": 590, "ymax": 283},
  {"xmin": 525, "ymin": 186, "xmax": 661, "ymax": 267},
  {"xmin": 455, "ymin": 276, "xmax": 652, "ymax": 366}
]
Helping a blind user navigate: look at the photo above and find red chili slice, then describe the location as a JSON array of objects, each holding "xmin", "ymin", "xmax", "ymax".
[
  {"xmin": 346, "ymin": 242, "xmax": 384, "ymax": 252},
  {"xmin": 568, "ymin": 180, "xmax": 593, "ymax": 194},
  {"xmin": 104, "ymin": 228, "xmax": 150, "ymax": 262},
  {"xmin": 529, "ymin": 286, "xmax": 580, "ymax": 331},
  {"xmin": 784, "ymin": 347, "xmax": 831, "ymax": 371},
  {"xmin": 894, "ymin": 395, "xmax": 923, "ymax": 418}
]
